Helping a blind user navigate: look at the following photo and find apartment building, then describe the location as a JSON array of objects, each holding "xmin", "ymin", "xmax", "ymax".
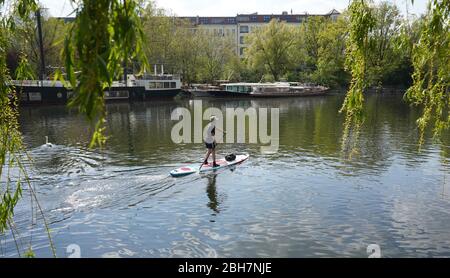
[{"xmin": 180, "ymin": 9, "xmax": 340, "ymax": 56}]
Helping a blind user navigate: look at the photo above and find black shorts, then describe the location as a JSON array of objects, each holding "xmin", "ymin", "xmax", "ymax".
[{"xmin": 205, "ymin": 142, "xmax": 216, "ymax": 150}]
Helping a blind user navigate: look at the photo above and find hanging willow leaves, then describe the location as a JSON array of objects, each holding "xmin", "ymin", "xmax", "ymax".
[
  {"xmin": 61, "ymin": 0, "xmax": 148, "ymax": 148},
  {"xmin": 0, "ymin": 0, "xmax": 31, "ymax": 236},
  {"xmin": 1, "ymin": 0, "xmax": 148, "ymax": 257},
  {"xmin": 0, "ymin": 0, "xmax": 55, "ymax": 257},
  {"xmin": 405, "ymin": 0, "xmax": 449, "ymax": 145},
  {"xmin": 340, "ymin": 0, "xmax": 376, "ymax": 158}
]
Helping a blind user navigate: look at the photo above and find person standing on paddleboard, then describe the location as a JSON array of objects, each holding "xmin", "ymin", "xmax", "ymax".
[{"xmin": 202, "ymin": 116, "xmax": 226, "ymax": 168}]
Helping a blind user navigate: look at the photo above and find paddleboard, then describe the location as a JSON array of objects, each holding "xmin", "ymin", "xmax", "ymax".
[{"xmin": 170, "ymin": 154, "xmax": 249, "ymax": 177}]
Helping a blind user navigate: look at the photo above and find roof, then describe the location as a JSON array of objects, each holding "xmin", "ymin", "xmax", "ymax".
[
  {"xmin": 236, "ymin": 14, "xmax": 308, "ymax": 23},
  {"xmin": 180, "ymin": 11, "xmax": 340, "ymax": 25},
  {"xmin": 327, "ymin": 9, "xmax": 341, "ymax": 15},
  {"xmin": 179, "ymin": 16, "xmax": 237, "ymax": 25},
  {"xmin": 55, "ymin": 10, "xmax": 341, "ymax": 26}
]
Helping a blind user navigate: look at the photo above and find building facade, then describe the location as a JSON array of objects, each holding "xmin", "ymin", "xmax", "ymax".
[{"xmin": 180, "ymin": 9, "xmax": 340, "ymax": 57}]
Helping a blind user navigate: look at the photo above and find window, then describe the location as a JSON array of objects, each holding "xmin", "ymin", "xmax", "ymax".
[
  {"xmin": 240, "ymin": 47, "xmax": 246, "ymax": 56},
  {"xmin": 239, "ymin": 25, "xmax": 249, "ymax": 33},
  {"xmin": 211, "ymin": 18, "xmax": 223, "ymax": 24},
  {"xmin": 264, "ymin": 15, "xmax": 271, "ymax": 22},
  {"xmin": 171, "ymin": 82, "xmax": 176, "ymax": 88},
  {"xmin": 237, "ymin": 16, "xmax": 250, "ymax": 22},
  {"xmin": 218, "ymin": 29, "xmax": 223, "ymax": 36},
  {"xmin": 28, "ymin": 92, "xmax": 41, "ymax": 101},
  {"xmin": 251, "ymin": 15, "xmax": 257, "ymax": 21},
  {"xmin": 232, "ymin": 29, "xmax": 236, "ymax": 35},
  {"xmin": 164, "ymin": 82, "xmax": 170, "ymax": 88},
  {"xmin": 240, "ymin": 36, "xmax": 245, "ymax": 44}
]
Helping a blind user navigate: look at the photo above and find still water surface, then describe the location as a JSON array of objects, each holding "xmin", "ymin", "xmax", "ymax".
[{"xmin": 4, "ymin": 92, "xmax": 450, "ymax": 257}]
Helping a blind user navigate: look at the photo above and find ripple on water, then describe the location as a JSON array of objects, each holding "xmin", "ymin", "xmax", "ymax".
[{"xmin": 6, "ymin": 96, "xmax": 450, "ymax": 257}]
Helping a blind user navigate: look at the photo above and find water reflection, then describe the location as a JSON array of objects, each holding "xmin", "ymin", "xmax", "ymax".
[
  {"xmin": 5, "ymin": 93, "xmax": 449, "ymax": 258},
  {"xmin": 205, "ymin": 174, "xmax": 219, "ymax": 214}
]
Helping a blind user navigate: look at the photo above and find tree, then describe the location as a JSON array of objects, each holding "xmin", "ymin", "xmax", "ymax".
[
  {"xmin": 10, "ymin": 13, "xmax": 69, "ymax": 79},
  {"xmin": 61, "ymin": 0, "xmax": 148, "ymax": 148},
  {"xmin": 405, "ymin": 0, "xmax": 449, "ymax": 144},
  {"xmin": 245, "ymin": 19, "xmax": 296, "ymax": 81},
  {"xmin": 294, "ymin": 16, "xmax": 327, "ymax": 81},
  {"xmin": 141, "ymin": 2, "xmax": 177, "ymax": 68},
  {"xmin": 141, "ymin": 4, "xmax": 238, "ymax": 85},
  {"xmin": 341, "ymin": 0, "xmax": 449, "ymax": 150},
  {"xmin": 1, "ymin": 0, "xmax": 55, "ymax": 257},
  {"xmin": 1, "ymin": 0, "xmax": 149, "ymax": 257},
  {"xmin": 312, "ymin": 15, "xmax": 349, "ymax": 87},
  {"xmin": 387, "ymin": 14, "xmax": 424, "ymax": 87},
  {"xmin": 197, "ymin": 33, "xmax": 235, "ymax": 83},
  {"xmin": 340, "ymin": 0, "xmax": 376, "ymax": 157},
  {"xmin": 169, "ymin": 25, "xmax": 202, "ymax": 85},
  {"xmin": 366, "ymin": 1, "xmax": 403, "ymax": 86}
]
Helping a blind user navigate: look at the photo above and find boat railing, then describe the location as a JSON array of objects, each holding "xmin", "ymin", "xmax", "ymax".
[
  {"xmin": 11, "ymin": 80, "xmax": 65, "ymax": 87},
  {"xmin": 138, "ymin": 74, "xmax": 181, "ymax": 81}
]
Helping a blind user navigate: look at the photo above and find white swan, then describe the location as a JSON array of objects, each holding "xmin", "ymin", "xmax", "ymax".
[{"xmin": 45, "ymin": 136, "xmax": 53, "ymax": 147}]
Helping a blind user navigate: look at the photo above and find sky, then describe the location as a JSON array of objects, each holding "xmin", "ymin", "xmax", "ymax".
[{"xmin": 39, "ymin": 0, "xmax": 428, "ymax": 18}]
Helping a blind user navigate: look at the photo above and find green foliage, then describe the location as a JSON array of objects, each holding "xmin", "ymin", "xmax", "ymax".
[
  {"xmin": 61, "ymin": 0, "xmax": 148, "ymax": 148},
  {"xmin": 141, "ymin": 3, "xmax": 177, "ymax": 66},
  {"xmin": 405, "ymin": 0, "xmax": 449, "ymax": 145},
  {"xmin": 293, "ymin": 16, "xmax": 328, "ymax": 81},
  {"xmin": 7, "ymin": 11, "xmax": 70, "ymax": 79},
  {"xmin": 245, "ymin": 19, "xmax": 296, "ymax": 81},
  {"xmin": 168, "ymin": 25, "xmax": 203, "ymax": 85},
  {"xmin": 366, "ymin": 1, "xmax": 404, "ymax": 86},
  {"xmin": 197, "ymin": 34, "xmax": 235, "ymax": 83},
  {"xmin": 1, "ymin": 0, "xmax": 55, "ymax": 257},
  {"xmin": 340, "ymin": 0, "xmax": 376, "ymax": 157},
  {"xmin": 340, "ymin": 0, "xmax": 449, "ymax": 152},
  {"xmin": 23, "ymin": 248, "xmax": 36, "ymax": 258},
  {"xmin": 0, "ymin": 0, "xmax": 33, "ymax": 244},
  {"xmin": 141, "ymin": 5, "xmax": 239, "ymax": 85},
  {"xmin": 312, "ymin": 15, "xmax": 350, "ymax": 87}
]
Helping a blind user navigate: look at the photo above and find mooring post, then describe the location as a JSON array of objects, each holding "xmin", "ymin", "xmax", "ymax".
[{"xmin": 36, "ymin": 9, "xmax": 46, "ymax": 86}]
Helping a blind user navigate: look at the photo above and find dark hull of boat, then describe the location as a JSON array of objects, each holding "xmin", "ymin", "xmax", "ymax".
[
  {"xmin": 188, "ymin": 89, "xmax": 328, "ymax": 98},
  {"xmin": 188, "ymin": 89, "xmax": 251, "ymax": 98},
  {"xmin": 11, "ymin": 85, "xmax": 181, "ymax": 105},
  {"xmin": 188, "ymin": 89, "xmax": 219, "ymax": 97},
  {"xmin": 15, "ymin": 85, "xmax": 69, "ymax": 105},
  {"xmin": 138, "ymin": 89, "xmax": 181, "ymax": 100},
  {"xmin": 249, "ymin": 89, "xmax": 329, "ymax": 98}
]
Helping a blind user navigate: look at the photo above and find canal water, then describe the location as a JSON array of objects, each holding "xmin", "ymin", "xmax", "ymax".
[{"xmin": 3, "ymin": 92, "xmax": 450, "ymax": 257}]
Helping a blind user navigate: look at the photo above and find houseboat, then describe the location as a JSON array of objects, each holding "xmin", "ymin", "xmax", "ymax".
[
  {"xmin": 10, "ymin": 66, "xmax": 182, "ymax": 105},
  {"xmin": 188, "ymin": 82, "xmax": 328, "ymax": 98}
]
